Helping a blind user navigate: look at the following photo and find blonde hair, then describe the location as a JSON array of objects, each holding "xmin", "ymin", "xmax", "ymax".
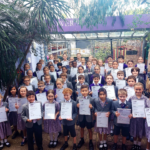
[
  {"xmin": 38, "ymin": 81, "xmax": 45, "ymax": 85},
  {"xmin": 118, "ymin": 89, "xmax": 127, "ymax": 96},
  {"xmin": 134, "ymin": 82, "xmax": 144, "ymax": 89},
  {"xmin": 94, "ymin": 65, "xmax": 100, "ymax": 69},
  {"xmin": 56, "ymin": 78, "xmax": 64, "ymax": 84},
  {"xmin": 18, "ymin": 86, "xmax": 28, "ymax": 98}
]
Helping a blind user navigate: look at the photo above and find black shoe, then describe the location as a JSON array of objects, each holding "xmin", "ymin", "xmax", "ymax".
[
  {"xmin": 60, "ymin": 142, "xmax": 68, "ymax": 150},
  {"xmin": 136, "ymin": 145, "xmax": 141, "ymax": 150},
  {"xmin": 130, "ymin": 137, "xmax": 134, "ymax": 142},
  {"xmin": 111, "ymin": 143, "xmax": 117, "ymax": 150},
  {"xmin": 73, "ymin": 144, "xmax": 77, "ymax": 150},
  {"xmin": 53, "ymin": 140, "xmax": 58, "ymax": 148},
  {"xmin": 58, "ymin": 132, "xmax": 62, "ymax": 137},
  {"xmin": 38, "ymin": 147, "xmax": 43, "ymax": 150},
  {"xmin": 77, "ymin": 139, "xmax": 84, "ymax": 148},
  {"xmin": 99, "ymin": 144, "xmax": 103, "ymax": 150},
  {"xmin": 12, "ymin": 131, "xmax": 19, "ymax": 139},
  {"xmin": 48, "ymin": 141, "xmax": 53, "ymax": 148},
  {"xmin": 20, "ymin": 138, "xmax": 27, "ymax": 146},
  {"xmin": 4, "ymin": 142, "xmax": 11, "ymax": 147},
  {"xmin": 0, "ymin": 144, "xmax": 3, "ymax": 150},
  {"xmin": 122, "ymin": 144, "xmax": 127, "ymax": 150},
  {"xmin": 89, "ymin": 141, "xmax": 94, "ymax": 150},
  {"xmin": 103, "ymin": 143, "xmax": 108, "ymax": 150},
  {"xmin": 131, "ymin": 144, "xmax": 137, "ymax": 150},
  {"xmin": 20, "ymin": 131, "xmax": 24, "ymax": 138}
]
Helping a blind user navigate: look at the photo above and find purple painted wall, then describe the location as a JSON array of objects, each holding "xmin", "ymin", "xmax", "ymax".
[{"xmin": 56, "ymin": 14, "xmax": 150, "ymax": 33}]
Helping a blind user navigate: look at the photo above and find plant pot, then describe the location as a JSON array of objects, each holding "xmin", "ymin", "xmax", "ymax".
[{"xmin": 126, "ymin": 50, "xmax": 138, "ymax": 55}]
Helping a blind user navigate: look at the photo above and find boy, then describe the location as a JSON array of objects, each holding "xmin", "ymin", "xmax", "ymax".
[
  {"xmin": 116, "ymin": 71, "xmax": 126, "ymax": 89},
  {"xmin": 111, "ymin": 89, "xmax": 132, "ymax": 150},
  {"xmin": 118, "ymin": 55, "xmax": 128, "ymax": 70},
  {"xmin": 106, "ymin": 55, "xmax": 113, "ymax": 62},
  {"xmin": 61, "ymin": 54, "xmax": 69, "ymax": 66},
  {"xmin": 85, "ymin": 61, "xmax": 94, "ymax": 81},
  {"xmin": 76, "ymin": 53, "xmax": 82, "ymax": 67},
  {"xmin": 77, "ymin": 85, "xmax": 94, "ymax": 150},
  {"xmin": 35, "ymin": 81, "xmax": 47, "ymax": 95},
  {"xmin": 117, "ymin": 71, "xmax": 125, "ymax": 80},
  {"xmin": 59, "ymin": 88, "xmax": 77, "ymax": 150},
  {"xmin": 57, "ymin": 62, "xmax": 63, "ymax": 75},
  {"xmin": 91, "ymin": 58, "xmax": 97, "ymax": 70},
  {"xmin": 60, "ymin": 73, "xmax": 73, "ymax": 90},
  {"xmin": 49, "ymin": 65, "xmax": 59, "ymax": 80},
  {"xmin": 131, "ymin": 67, "xmax": 145, "ymax": 89},
  {"xmin": 21, "ymin": 91, "xmax": 43, "ymax": 150},
  {"xmin": 33, "ymin": 63, "xmax": 42, "ymax": 76},
  {"xmin": 54, "ymin": 59, "xmax": 59, "ymax": 70},
  {"xmin": 62, "ymin": 66, "xmax": 72, "ymax": 82},
  {"xmin": 70, "ymin": 61, "xmax": 78, "ymax": 78},
  {"xmin": 44, "ymin": 75, "xmax": 54, "ymax": 90}
]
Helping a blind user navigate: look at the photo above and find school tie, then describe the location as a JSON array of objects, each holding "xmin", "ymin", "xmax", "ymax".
[{"xmin": 120, "ymin": 103, "xmax": 126, "ymax": 108}]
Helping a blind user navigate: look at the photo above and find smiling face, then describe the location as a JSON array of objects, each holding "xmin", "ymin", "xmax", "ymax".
[
  {"xmin": 37, "ymin": 64, "xmax": 42, "ymax": 70},
  {"xmin": 98, "ymin": 60, "xmax": 103, "ymax": 66},
  {"xmin": 25, "ymin": 64, "xmax": 30, "ymax": 71},
  {"xmin": 27, "ymin": 70, "xmax": 33, "ymax": 78},
  {"xmin": 38, "ymin": 84, "xmax": 45, "ymax": 92},
  {"xmin": 117, "ymin": 74, "xmax": 124, "ymax": 80},
  {"xmin": 27, "ymin": 95, "xmax": 35, "ymax": 103},
  {"xmin": 50, "ymin": 66, "xmax": 55, "ymax": 72},
  {"xmin": 47, "ymin": 93, "xmax": 54, "ymax": 102},
  {"xmin": 138, "ymin": 57, "xmax": 144, "ymax": 63},
  {"xmin": 127, "ymin": 62, "xmax": 134, "ymax": 68},
  {"xmin": 44, "ymin": 68, "xmax": 49, "ymax": 75},
  {"xmin": 87, "ymin": 62, "xmax": 92, "ymax": 69},
  {"xmin": 118, "ymin": 58, "xmax": 124, "ymax": 63},
  {"xmin": 112, "ymin": 62, "xmax": 118, "ymax": 69},
  {"xmin": 78, "ymin": 78, "xmax": 85, "ymax": 84},
  {"xmin": 63, "ymin": 54, "xmax": 67, "ymax": 61},
  {"xmin": 44, "ymin": 76, "xmax": 51, "ymax": 83},
  {"xmin": 118, "ymin": 94, "xmax": 127, "ymax": 103},
  {"xmin": 56, "ymin": 81, "xmax": 63, "ymax": 89},
  {"xmin": 94, "ymin": 67, "xmax": 100, "ymax": 74},
  {"xmin": 132, "ymin": 70, "xmax": 139, "ymax": 77},
  {"xmin": 72, "ymin": 61, "xmax": 77, "ymax": 67},
  {"xmin": 24, "ymin": 78, "xmax": 30, "ymax": 86},
  {"xmin": 20, "ymin": 88, "xmax": 27, "ymax": 97},
  {"xmin": 134, "ymin": 85, "xmax": 143, "ymax": 97},
  {"xmin": 81, "ymin": 58, "xmax": 86, "ymax": 65},
  {"xmin": 62, "ymin": 67, "xmax": 67, "ymax": 73},
  {"xmin": 105, "ymin": 75, "xmax": 113, "ymax": 85},
  {"xmin": 80, "ymin": 88, "xmax": 89, "ymax": 97},
  {"xmin": 93, "ymin": 77, "xmax": 100, "ymax": 84},
  {"xmin": 78, "ymin": 67, "xmax": 84, "ymax": 73},
  {"xmin": 10, "ymin": 87, "xmax": 17, "ymax": 96}
]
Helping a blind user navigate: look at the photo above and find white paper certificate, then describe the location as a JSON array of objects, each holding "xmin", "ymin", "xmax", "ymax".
[
  {"xmin": 125, "ymin": 68, "xmax": 132, "ymax": 78},
  {"xmin": 145, "ymin": 108, "xmax": 150, "ymax": 127},
  {"xmin": 45, "ymin": 84, "xmax": 54, "ymax": 91},
  {"xmin": 26, "ymin": 85, "xmax": 33, "ymax": 91},
  {"xmin": 29, "ymin": 102, "xmax": 41, "ymax": 120},
  {"xmin": 137, "ymin": 63, "xmax": 145, "ymax": 74},
  {"xmin": 50, "ymin": 72, "xmax": 57, "ymax": 80},
  {"xmin": 36, "ymin": 92, "xmax": 47, "ymax": 105},
  {"xmin": 79, "ymin": 98, "xmax": 90, "ymax": 115},
  {"xmin": 17, "ymin": 98, "xmax": 28, "ymax": 114},
  {"xmin": 105, "ymin": 63, "xmax": 109, "ymax": 70},
  {"xmin": 124, "ymin": 86, "xmax": 135, "ymax": 101},
  {"xmin": 100, "ymin": 67, "xmax": 105, "ymax": 76},
  {"xmin": 44, "ymin": 103, "xmax": 55, "ymax": 119},
  {"xmin": 56, "ymin": 89, "xmax": 65, "ymax": 103},
  {"xmin": 36, "ymin": 70, "xmax": 44, "ymax": 80},
  {"xmin": 77, "ymin": 86, "xmax": 82, "ymax": 96},
  {"xmin": 8, "ymin": 97, "xmax": 18, "ymax": 112},
  {"xmin": 30, "ymin": 77, "xmax": 38, "ymax": 89},
  {"xmin": 117, "ymin": 108, "xmax": 131, "ymax": 124},
  {"xmin": 111, "ymin": 69, "xmax": 119, "ymax": 81},
  {"xmin": 115, "ymin": 80, "xmax": 126, "ymax": 89},
  {"xmin": 118, "ymin": 63, "xmax": 124, "ymax": 71},
  {"xmin": 92, "ymin": 86, "xmax": 101, "ymax": 98},
  {"xmin": 97, "ymin": 112, "xmax": 108, "ymax": 128},
  {"xmin": 70, "ymin": 67, "xmax": 77, "ymax": 77},
  {"xmin": 103, "ymin": 85, "xmax": 116, "ymax": 99},
  {"xmin": 132, "ymin": 100, "xmax": 145, "ymax": 118},
  {"xmin": 0, "ymin": 107, "xmax": 7, "ymax": 123},
  {"xmin": 60, "ymin": 102, "xmax": 72, "ymax": 119}
]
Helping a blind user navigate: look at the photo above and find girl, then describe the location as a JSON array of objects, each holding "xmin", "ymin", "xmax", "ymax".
[
  {"xmin": 94, "ymin": 88, "xmax": 112, "ymax": 150},
  {"xmin": 54, "ymin": 78, "xmax": 65, "ymax": 103},
  {"xmin": 0, "ymin": 94, "xmax": 12, "ymax": 149},
  {"xmin": 91, "ymin": 58, "xmax": 98, "ymax": 70},
  {"xmin": 15, "ymin": 86, "xmax": 28, "ymax": 146},
  {"xmin": 129, "ymin": 83, "xmax": 149, "ymax": 150},
  {"xmin": 23, "ymin": 63, "xmax": 30, "ymax": 76},
  {"xmin": 43, "ymin": 90, "xmax": 61, "ymax": 148},
  {"xmin": 49, "ymin": 65, "xmax": 59, "ymax": 80},
  {"xmin": 6, "ymin": 85, "xmax": 18, "ymax": 139},
  {"xmin": 81, "ymin": 58, "xmax": 86, "ymax": 70},
  {"xmin": 47, "ymin": 61, "xmax": 53, "ymax": 68},
  {"xmin": 98, "ymin": 59, "xmax": 103, "ymax": 67},
  {"xmin": 98, "ymin": 59, "xmax": 105, "ymax": 76},
  {"xmin": 90, "ymin": 65, "xmax": 105, "ymax": 85},
  {"xmin": 62, "ymin": 66, "xmax": 72, "ymax": 82}
]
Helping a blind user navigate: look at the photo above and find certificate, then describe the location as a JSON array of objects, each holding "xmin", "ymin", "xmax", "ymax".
[
  {"xmin": 92, "ymin": 86, "xmax": 101, "ymax": 98},
  {"xmin": 30, "ymin": 77, "xmax": 38, "ymax": 89},
  {"xmin": 100, "ymin": 67, "xmax": 105, "ymax": 76},
  {"xmin": 117, "ymin": 108, "xmax": 131, "ymax": 124},
  {"xmin": 56, "ymin": 88, "xmax": 65, "ymax": 102},
  {"xmin": 17, "ymin": 98, "xmax": 28, "ymax": 114},
  {"xmin": 70, "ymin": 67, "xmax": 77, "ymax": 77},
  {"xmin": 0, "ymin": 107, "xmax": 7, "ymax": 123},
  {"xmin": 132, "ymin": 100, "xmax": 145, "ymax": 118},
  {"xmin": 25, "ymin": 71, "xmax": 27, "ymax": 76},
  {"xmin": 79, "ymin": 98, "xmax": 90, "ymax": 115},
  {"xmin": 103, "ymin": 85, "xmax": 116, "ymax": 99},
  {"xmin": 8, "ymin": 97, "xmax": 18, "ymax": 112},
  {"xmin": 36, "ymin": 92, "xmax": 47, "ymax": 105},
  {"xmin": 44, "ymin": 103, "xmax": 55, "ymax": 119},
  {"xmin": 145, "ymin": 108, "xmax": 150, "ymax": 127},
  {"xmin": 62, "ymin": 61, "xmax": 69, "ymax": 66},
  {"xmin": 111, "ymin": 69, "xmax": 119, "ymax": 81},
  {"xmin": 42, "ymin": 76, "xmax": 45, "ymax": 82},
  {"xmin": 45, "ymin": 84, "xmax": 54, "ymax": 91},
  {"xmin": 77, "ymin": 86, "xmax": 82, "ymax": 96},
  {"xmin": 60, "ymin": 102, "xmax": 72, "ymax": 119},
  {"xmin": 96, "ymin": 112, "xmax": 108, "ymax": 128},
  {"xmin": 57, "ymin": 71, "xmax": 62, "ymax": 75},
  {"xmin": 125, "ymin": 68, "xmax": 132, "ymax": 78},
  {"xmin": 115, "ymin": 80, "xmax": 126, "ymax": 89},
  {"xmin": 137, "ymin": 63, "xmax": 145, "ymax": 74},
  {"xmin": 124, "ymin": 86, "xmax": 135, "ymax": 101},
  {"xmin": 36, "ymin": 70, "xmax": 44, "ymax": 80},
  {"xmin": 50, "ymin": 72, "xmax": 57, "ymax": 80},
  {"xmin": 26, "ymin": 85, "xmax": 33, "ymax": 91},
  {"xmin": 76, "ymin": 73, "xmax": 84, "ymax": 83},
  {"xmin": 118, "ymin": 63, "xmax": 123, "ymax": 71},
  {"xmin": 29, "ymin": 103, "xmax": 41, "ymax": 120},
  {"xmin": 104, "ymin": 63, "xmax": 109, "ymax": 70}
]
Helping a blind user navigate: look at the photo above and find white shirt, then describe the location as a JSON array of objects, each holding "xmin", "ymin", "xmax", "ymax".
[
  {"xmin": 119, "ymin": 100, "xmax": 126, "ymax": 104},
  {"xmin": 65, "ymin": 99, "xmax": 71, "ymax": 102}
]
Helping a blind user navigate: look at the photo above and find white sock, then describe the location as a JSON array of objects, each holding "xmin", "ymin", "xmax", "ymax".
[
  {"xmin": 49, "ymin": 133, "xmax": 53, "ymax": 141},
  {"xmin": 138, "ymin": 141, "xmax": 141, "ymax": 146},
  {"xmin": 1, "ymin": 140, "xmax": 3, "ymax": 144},
  {"xmin": 54, "ymin": 132, "xmax": 58, "ymax": 141},
  {"xmin": 146, "ymin": 149, "xmax": 149, "ymax": 150},
  {"xmin": 4, "ymin": 139, "xmax": 7, "ymax": 143},
  {"xmin": 99, "ymin": 144, "xmax": 103, "ymax": 148},
  {"xmin": 104, "ymin": 143, "xmax": 107, "ymax": 147},
  {"xmin": 134, "ymin": 141, "xmax": 137, "ymax": 145}
]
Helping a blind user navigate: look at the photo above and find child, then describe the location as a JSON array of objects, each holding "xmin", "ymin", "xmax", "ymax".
[
  {"xmin": 44, "ymin": 75, "xmax": 54, "ymax": 90},
  {"xmin": 117, "ymin": 71, "xmax": 124, "ymax": 80},
  {"xmin": 54, "ymin": 59, "xmax": 59, "ymax": 70},
  {"xmin": 88, "ymin": 55, "xmax": 93, "ymax": 62},
  {"xmin": 61, "ymin": 54, "xmax": 69, "ymax": 66},
  {"xmin": 131, "ymin": 67, "xmax": 145, "ymax": 89},
  {"xmin": 90, "ymin": 65, "xmax": 105, "ymax": 85},
  {"xmin": 39, "ymin": 59, "xmax": 45, "ymax": 69},
  {"xmin": 70, "ymin": 57, "xmax": 74, "ymax": 62},
  {"xmin": 35, "ymin": 81, "xmax": 47, "ymax": 95},
  {"xmin": 23, "ymin": 63, "xmax": 30, "ymax": 76},
  {"xmin": 54, "ymin": 78, "xmax": 65, "ymax": 103},
  {"xmin": 59, "ymin": 88, "xmax": 77, "ymax": 150},
  {"xmin": 124, "ymin": 76, "xmax": 136, "ymax": 101},
  {"xmin": 43, "ymin": 90, "xmax": 61, "ymax": 148},
  {"xmin": 49, "ymin": 54, "xmax": 54, "ymax": 64},
  {"xmin": 81, "ymin": 58, "xmax": 86, "ymax": 70},
  {"xmin": 94, "ymin": 88, "xmax": 112, "ymax": 150},
  {"xmin": 125, "ymin": 60, "xmax": 134, "ymax": 78},
  {"xmin": 111, "ymin": 89, "xmax": 132, "ymax": 150},
  {"xmin": 47, "ymin": 61, "xmax": 53, "ymax": 68},
  {"xmin": 0, "ymin": 94, "xmax": 12, "ymax": 149},
  {"xmin": 49, "ymin": 65, "xmax": 59, "ymax": 80},
  {"xmin": 85, "ymin": 61, "xmax": 94, "ymax": 81},
  {"xmin": 57, "ymin": 62, "xmax": 63, "ymax": 75},
  {"xmin": 62, "ymin": 66, "xmax": 72, "ymax": 82},
  {"xmin": 6, "ymin": 85, "xmax": 19, "ymax": 139},
  {"xmin": 21, "ymin": 91, "xmax": 43, "ymax": 150},
  {"xmin": 98, "ymin": 59, "xmax": 103, "ymax": 67},
  {"xmin": 91, "ymin": 58, "xmax": 98, "ymax": 70},
  {"xmin": 15, "ymin": 86, "xmax": 28, "ymax": 146},
  {"xmin": 129, "ymin": 83, "xmax": 149, "ymax": 150},
  {"xmin": 105, "ymin": 61, "xmax": 113, "ymax": 75},
  {"xmin": 135, "ymin": 56, "xmax": 147, "ymax": 80},
  {"xmin": 117, "ymin": 55, "xmax": 128, "ymax": 70},
  {"xmin": 106, "ymin": 55, "xmax": 113, "ymax": 62},
  {"xmin": 60, "ymin": 73, "xmax": 73, "ymax": 90},
  {"xmin": 76, "ymin": 53, "xmax": 82, "ymax": 67},
  {"xmin": 27, "ymin": 69, "xmax": 35, "ymax": 79},
  {"xmin": 77, "ymin": 85, "xmax": 94, "ymax": 150},
  {"xmin": 70, "ymin": 61, "xmax": 77, "ymax": 79}
]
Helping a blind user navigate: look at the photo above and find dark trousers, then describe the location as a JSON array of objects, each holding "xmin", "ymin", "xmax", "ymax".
[{"xmin": 26, "ymin": 123, "xmax": 42, "ymax": 150}]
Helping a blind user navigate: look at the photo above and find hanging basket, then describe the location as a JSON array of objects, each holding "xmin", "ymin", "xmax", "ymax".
[{"xmin": 126, "ymin": 50, "xmax": 138, "ymax": 55}]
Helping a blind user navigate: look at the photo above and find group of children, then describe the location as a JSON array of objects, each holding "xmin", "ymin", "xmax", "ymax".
[{"xmin": 0, "ymin": 53, "xmax": 150, "ymax": 150}]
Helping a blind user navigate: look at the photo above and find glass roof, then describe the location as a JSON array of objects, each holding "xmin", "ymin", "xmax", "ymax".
[{"xmin": 50, "ymin": 30, "xmax": 149, "ymax": 41}]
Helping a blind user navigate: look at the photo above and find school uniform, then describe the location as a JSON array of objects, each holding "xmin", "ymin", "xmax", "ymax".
[
  {"xmin": 112, "ymin": 100, "xmax": 131, "ymax": 137},
  {"xmin": 104, "ymin": 85, "xmax": 118, "ymax": 99},
  {"xmin": 79, "ymin": 64, "xmax": 87, "ymax": 70},
  {"xmin": 40, "ymin": 74, "xmax": 56, "ymax": 84},
  {"xmin": 135, "ymin": 64, "xmax": 147, "ymax": 80},
  {"xmin": 21, "ymin": 101, "xmax": 43, "ymax": 150},
  {"xmin": 63, "ymin": 81, "xmax": 73, "ymax": 90},
  {"xmin": 77, "ymin": 96, "xmax": 94, "ymax": 129},
  {"xmin": 66, "ymin": 74, "xmax": 72, "ymax": 82},
  {"xmin": 76, "ymin": 60, "xmax": 82, "ymax": 67},
  {"xmin": 60, "ymin": 99, "xmax": 77, "ymax": 137},
  {"xmin": 45, "ymin": 82, "xmax": 54, "ymax": 90},
  {"xmin": 123, "ymin": 63, "xmax": 128, "ymax": 69},
  {"xmin": 54, "ymin": 88, "xmax": 65, "ymax": 103},
  {"xmin": 84, "ymin": 68, "xmax": 94, "ymax": 83},
  {"xmin": 33, "ymin": 69, "xmax": 43, "ymax": 77},
  {"xmin": 94, "ymin": 98, "xmax": 112, "ymax": 134},
  {"xmin": 89, "ymin": 83, "xmax": 103, "ymax": 91},
  {"xmin": 91, "ymin": 64, "xmax": 96, "ymax": 70},
  {"xmin": 89, "ymin": 73, "xmax": 105, "ymax": 85},
  {"xmin": 20, "ymin": 83, "xmax": 36, "ymax": 92},
  {"xmin": 54, "ymin": 64, "xmax": 58, "ymax": 70},
  {"xmin": 136, "ymin": 75, "xmax": 146, "ymax": 90},
  {"xmin": 35, "ymin": 89, "xmax": 48, "ymax": 101},
  {"xmin": 129, "ymin": 95, "xmax": 149, "ymax": 138},
  {"xmin": 49, "ymin": 71, "xmax": 59, "ymax": 80}
]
